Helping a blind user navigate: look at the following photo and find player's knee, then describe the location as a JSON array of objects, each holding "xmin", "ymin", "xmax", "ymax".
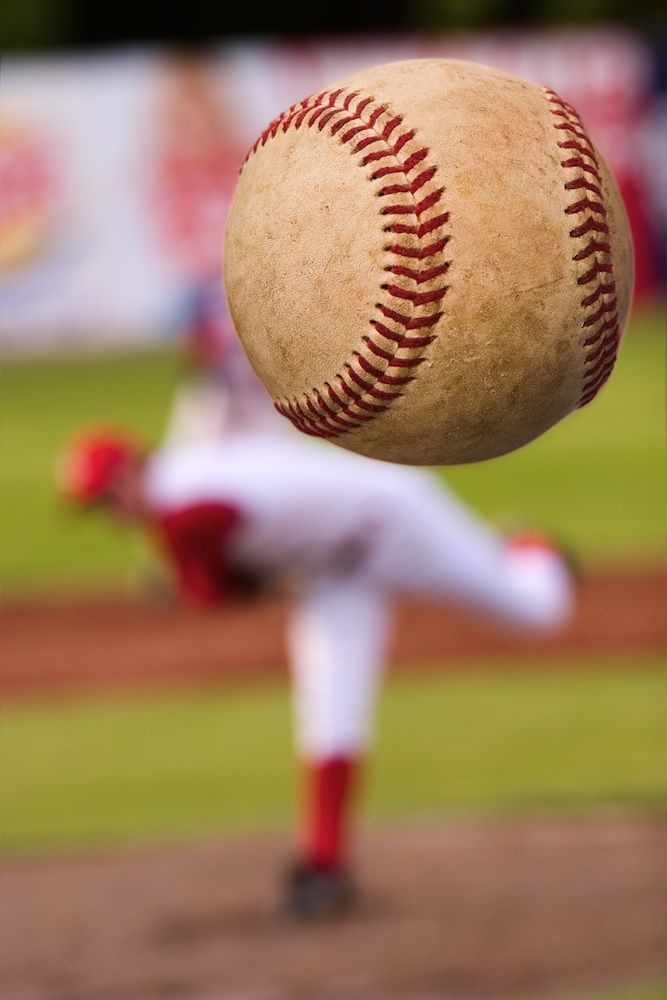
[{"xmin": 295, "ymin": 712, "xmax": 372, "ymax": 759}]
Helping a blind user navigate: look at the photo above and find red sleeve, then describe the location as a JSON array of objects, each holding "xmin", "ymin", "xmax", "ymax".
[{"xmin": 152, "ymin": 502, "xmax": 242, "ymax": 607}]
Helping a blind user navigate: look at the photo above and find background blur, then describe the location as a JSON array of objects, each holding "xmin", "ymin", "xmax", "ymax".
[
  {"xmin": 0, "ymin": 3, "xmax": 665, "ymax": 1000},
  {"xmin": 1, "ymin": 29, "xmax": 665, "ymax": 355}
]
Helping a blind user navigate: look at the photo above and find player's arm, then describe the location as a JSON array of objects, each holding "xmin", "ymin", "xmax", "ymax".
[{"xmin": 154, "ymin": 503, "xmax": 242, "ymax": 607}]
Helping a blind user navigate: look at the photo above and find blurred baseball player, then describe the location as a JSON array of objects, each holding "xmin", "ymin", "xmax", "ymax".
[
  {"xmin": 58, "ymin": 429, "xmax": 574, "ymax": 921},
  {"xmin": 164, "ymin": 277, "xmax": 284, "ymax": 444}
]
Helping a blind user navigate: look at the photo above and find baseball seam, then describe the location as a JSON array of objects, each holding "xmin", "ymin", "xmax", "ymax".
[
  {"xmin": 544, "ymin": 87, "xmax": 621, "ymax": 407},
  {"xmin": 243, "ymin": 89, "xmax": 450, "ymax": 439}
]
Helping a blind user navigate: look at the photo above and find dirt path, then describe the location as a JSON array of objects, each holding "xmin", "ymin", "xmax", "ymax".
[
  {"xmin": 1, "ymin": 567, "xmax": 664, "ymax": 699},
  {"xmin": 0, "ymin": 816, "xmax": 663, "ymax": 1000}
]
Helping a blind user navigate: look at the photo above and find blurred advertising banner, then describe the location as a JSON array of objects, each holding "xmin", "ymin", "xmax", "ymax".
[{"xmin": 1, "ymin": 30, "xmax": 662, "ymax": 354}]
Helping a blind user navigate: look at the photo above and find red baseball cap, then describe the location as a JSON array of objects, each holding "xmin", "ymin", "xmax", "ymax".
[{"xmin": 57, "ymin": 427, "xmax": 144, "ymax": 506}]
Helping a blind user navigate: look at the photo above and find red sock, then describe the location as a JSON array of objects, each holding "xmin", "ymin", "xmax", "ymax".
[{"xmin": 301, "ymin": 756, "xmax": 360, "ymax": 872}]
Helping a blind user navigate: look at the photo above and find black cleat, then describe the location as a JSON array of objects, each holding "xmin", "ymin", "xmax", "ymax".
[{"xmin": 280, "ymin": 861, "xmax": 357, "ymax": 923}]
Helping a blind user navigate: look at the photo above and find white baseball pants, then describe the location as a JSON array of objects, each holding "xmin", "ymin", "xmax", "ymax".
[{"xmin": 288, "ymin": 478, "xmax": 573, "ymax": 760}]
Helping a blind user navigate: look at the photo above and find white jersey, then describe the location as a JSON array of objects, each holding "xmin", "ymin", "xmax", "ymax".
[
  {"xmin": 145, "ymin": 434, "xmax": 442, "ymax": 582},
  {"xmin": 145, "ymin": 433, "xmax": 573, "ymax": 762},
  {"xmin": 146, "ymin": 432, "xmax": 570, "ymax": 619}
]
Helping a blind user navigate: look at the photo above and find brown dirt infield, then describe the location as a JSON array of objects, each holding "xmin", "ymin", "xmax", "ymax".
[
  {"xmin": 1, "ymin": 816, "xmax": 664, "ymax": 1000},
  {"xmin": 1, "ymin": 568, "xmax": 664, "ymax": 1000},
  {"xmin": 1, "ymin": 566, "xmax": 664, "ymax": 699}
]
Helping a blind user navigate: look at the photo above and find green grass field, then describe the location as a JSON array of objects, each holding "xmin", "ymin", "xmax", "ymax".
[
  {"xmin": 584, "ymin": 987, "xmax": 664, "ymax": 1000},
  {"xmin": 1, "ymin": 324, "xmax": 663, "ymax": 1000},
  {"xmin": 0, "ymin": 309, "xmax": 664, "ymax": 593},
  {"xmin": 1, "ymin": 660, "xmax": 662, "ymax": 855}
]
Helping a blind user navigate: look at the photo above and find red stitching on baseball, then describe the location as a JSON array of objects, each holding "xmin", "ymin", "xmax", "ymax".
[
  {"xmin": 314, "ymin": 390, "xmax": 345, "ymax": 422},
  {"xmin": 581, "ymin": 280, "xmax": 615, "ymax": 306},
  {"xmin": 565, "ymin": 197, "xmax": 605, "ymax": 216},
  {"xmin": 545, "ymin": 87, "xmax": 620, "ymax": 407},
  {"xmin": 326, "ymin": 382, "xmax": 347, "ymax": 409},
  {"xmin": 388, "ymin": 356, "xmax": 425, "ymax": 369},
  {"xmin": 317, "ymin": 109, "xmax": 341, "ymax": 131},
  {"xmin": 560, "ymin": 156, "xmax": 602, "ymax": 178},
  {"xmin": 582, "ymin": 355, "xmax": 617, "ymax": 394},
  {"xmin": 369, "ymin": 105, "xmax": 388, "ymax": 128},
  {"xmin": 569, "ymin": 217, "xmax": 609, "ymax": 239},
  {"xmin": 370, "ymin": 323, "xmax": 436, "ymax": 349},
  {"xmin": 577, "ymin": 261, "xmax": 612, "ymax": 284},
  {"xmin": 370, "ymin": 150, "xmax": 430, "ymax": 181},
  {"xmin": 355, "ymin": 135, "xmax": 382, "ymax": 153},
  {"xmin": 386, "ymin": 214, "xmax": 450, "ymax": 237},
  {"xmin": 554, "ymin": 123, "xmax": 590, "ymax": 141},
  {"xmin": 582, "ymin": 298, "xmax": 617, "ymax": 328},
  {"xmin": 584, "ymin": 341, "xmax": 607, "ymax": 364},
  {"xmin": 381, "ymin": 115, "xmax": 403, "ymax": 139},
  {"xmin": 558, "ymin": 139, "xmax": 598, "ymax": 161},
  {"xmin": 362, "ymin": 130, "xmax": 416, "ymax": 165},
  {"xmin": 357, "ymin": 354, "xmax": 384, "ymax": 379},
  {"xmin": 293, "ymin": 400, "xmax": 316, "ymax": 429},
  {"xmin": 345, "ymin": 364, "xmax": 399, "ymax": 400},
  {"xmin": 330, "ymin": 114, "xmax": 356, "ymax": 135},
  {"xmin": 375, "ymin": 303, "xmax": 442, "ymax": 330},
  {"xmin": 277, "ymin": 399, "xmax": 325, "ymax": 438},
  {"xmin": 548, "ymin": 94, "xmax": 578, "ymax": 115},
  {"xmin": 340, "ymin": 124, "xmax": 368, "ymax": 143},
  {"xmin": 388, "ymin": 237, "xmax": 449, "ymax": 260},
  {"xmin": 244, "ymin": 88, "xmax": 450, "ymax": 438},
  {"xmin": 387, "ymin": 262, "xmax": 451, "ymax": 283},
  {"xmin": 363, "ymin": 336, "xmax": 394, "ymax": 361},
  {"xmin": 573, "ymin": 240, "xmax": 611, "ymax": 261},
  {"xmin": 564, "ymin": 178, "xmax": 603, "ymax": 197},
  {"xmin": 379, "ymin": 166, "xmax": 437, "ymax": 195},
  {"xmin": 382, "ymin": 284, "xmax": 448, "ymax": 306},
  {"xmin": 334, "ymin": 377, "xmax": 384, "ymax": 413},
  {"xmin": 380, "ymin": 189, "xmax": 444, "ymax": 217}
]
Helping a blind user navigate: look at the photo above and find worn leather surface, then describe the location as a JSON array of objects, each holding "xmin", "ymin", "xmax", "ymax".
[{"xmin": 224, "ymin": 59, "xmax": 633, "ymax": 465}]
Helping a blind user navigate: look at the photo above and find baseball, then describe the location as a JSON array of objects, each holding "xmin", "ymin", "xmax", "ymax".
[{"xmin": 224, "ymin": 59, "xmax": 633, "ymax": 465}]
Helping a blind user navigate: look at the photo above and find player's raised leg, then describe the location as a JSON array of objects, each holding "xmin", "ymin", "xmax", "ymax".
[
  {"xmin": 376, "ymin": 477, "xmax": 574, "ymax": 632},
  {"xmin": 284, "ymin": 574, "xmax": 390, "ymax": 920}
]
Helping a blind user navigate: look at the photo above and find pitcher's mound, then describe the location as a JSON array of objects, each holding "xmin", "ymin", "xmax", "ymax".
[{"xmin": 1, "ymin": 816, "xmax": 663, "ymax": 1000}]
